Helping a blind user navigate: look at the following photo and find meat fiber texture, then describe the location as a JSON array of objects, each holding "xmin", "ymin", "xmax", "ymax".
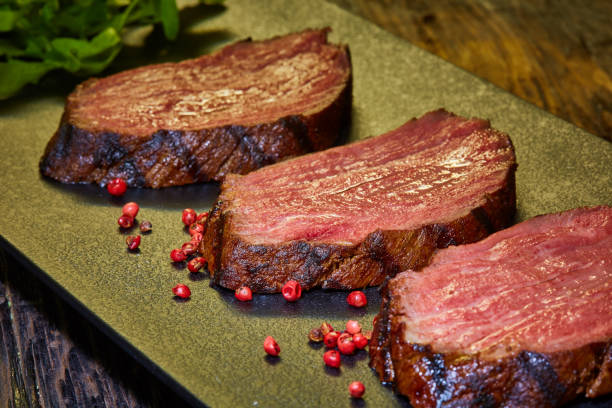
[
  {"xmin": 201, "ymin": 109, "xmax": 517, "ymax": 293},
  {"xmin": 369, "ymin": 205, "xmax": 612, "ymax": 408},
  {"xmin": 40, "ymin": 28, "xmax": 352, "ymax": 188}
]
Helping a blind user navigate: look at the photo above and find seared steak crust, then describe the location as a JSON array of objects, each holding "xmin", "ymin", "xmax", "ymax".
[
  {"xmin": 370, "ymin": 282, "xmax": 612, "ymax": 408},
  {"xmin": 203, "ymin": 179, "xmax": 514, "ymax": 292},
  {"xmin": 201, "ymin": 110, "xmax": 517, "ymax": 293},
  {"xmin": 369, "ymin": 206, "xmax": 612, "ymax": 407},
  {"xmin": 40, "ymin": 94, "xmax": 350, "ymax": 188},
  {"xmin": 40, "ymin": 29, "xmax": 352, "ymax": 188}
]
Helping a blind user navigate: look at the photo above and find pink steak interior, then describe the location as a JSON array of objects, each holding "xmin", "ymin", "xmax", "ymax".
[
  {"xmin": 391, "ymin": 206, "xmax": 612, "ymax": 358},
  {"xmin": 224, "ymin": 110, "xmax": 515, "ymax": 245},
  {"xmin": 68, "ymin": 30, "xmax": 350, "ymax": 136}
]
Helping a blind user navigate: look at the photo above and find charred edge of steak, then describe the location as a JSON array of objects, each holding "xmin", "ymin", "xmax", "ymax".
[
  {"xmin": 368, "ymin": 317, "xmax": 612, "ymax": 408},
  {"xmin": 301, "ymin": 45, "xmax": 353, "ymax": 150},
  {"xmin": 208, "ymin": 200, "xmax": 227, "ymax": 279},
  {"xmin": 368, "ymin": 277, "xmax": 397, "ymax": 385},
  {"xmin": 39, "ymin": 76, "xmax": 351, "ymax": 188},
  {"xmin": 200, "ymin": 169, "xmax": 516, "ymax": 293},
  {"xmin": 39, "ymin": 122, "xmax": 145, "ymax": 187},
  {"xmin": 588, "ymin": 344, "xmax": 612, "ymax": 397}
]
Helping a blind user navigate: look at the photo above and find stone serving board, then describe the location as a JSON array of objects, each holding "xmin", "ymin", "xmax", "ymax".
[{"xmin": 0, "ymin": 0, "xmax": 610, "ymax": 406}]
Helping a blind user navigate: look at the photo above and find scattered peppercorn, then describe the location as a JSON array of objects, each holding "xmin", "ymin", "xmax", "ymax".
[
  {"xmin": 187, "ymin": 257, "xmax": 206, "ymax": 273},
  {"xmin": 281, "ymin": 280, "xmax": 302, "ymax": 302},
  {"xmin": 263, "ymin": 336, "xmax": 280, "ymax": 356},
  {"xmin": 323, "ymin": 349, "xmax": 341, "ymax": 368},
  {"xmin": 139, "ymin": 220, "xmax": 152, "ymax": 233},
  {"xmin": 346, "ymin": 320, "xmax": 361, "ymax": 335},
  {"xmin": 107, "ymin": 177, "xmax": 127, "ymax": 196},
  {"xmin": 196, "ymin": 211, "xmax": 209, "ymax": 224},
  {"xmin": 122, "ymin": 202, "xmax": 139, "ymax": 218},
  {"xmin": 189, "ymin": 223, "xmax": 204, "ymax": 236},
  {"xmin": 353, "ymin": 332, "xmax": 368, "ymax": 349},
  {"xmin": 172, "ymin": 284, "xmax": 191, "ymax": 299},
  {"xmin": 337, "ymin": 333, "xmax": 356, "ymax": 355},
  {"xmin": 182, "ymin": 208, "xmax": 197, "ymax": 226},
  {"xmin": 348, "ymin": 381, "xmax": 365, "ymax": 398},
  {"xmin": 170, "ymin": 249, "xmax": 187, "ymax": 262},
  {"xmin": 308, "ymin": 327, "xmax": 323, "ymax": 342},
  {"xmin": 320, "ymin": 322, "xmax": 334, "ymax": 336},
  {"xmin": 347, "ymin": 290, "xmax": 367, "ymax": 308},
  {"xmin": 235, "ymin": 286, "xmax": 253, "ymax": 301},
  {"xmin": 118, "ymin": 214, "xmax": 134, "ymax": 229},
  {"xmin": 190, "ymin": 232, "xmax": 203, "ymax": 246},
  {"xmin": 125, "ymin": 235, "xmax": 141, "ymax": 251},
  {"xmin": 181, "ymin": 242, "xmax": 197, "ymax": 256},
  {"xmin": 323, "ymin": 331, "xmax": 340, "ymax": 348}
]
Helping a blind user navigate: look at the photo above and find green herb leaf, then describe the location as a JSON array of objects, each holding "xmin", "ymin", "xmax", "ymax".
[
  {"xmin": 48, "ymin": 27, "xmax": 122, "ymax": 73},
  {"xmin": 156, "ymin": 0, "xmax": 179, "ymax": 40},
  {"xmin": 0, "ymin": 39, "xmax": 25, "ymax": 57},
  {"xmin": 0, "ymin": 0, "xmax": 225, "ymax": 99},
  {"xmin": 0, "ymin": 60, "xmax": 55, "ymax": 99},
  {"xmin": 0, "ymin": 9, "xmax": 21, "ymax": 32}
]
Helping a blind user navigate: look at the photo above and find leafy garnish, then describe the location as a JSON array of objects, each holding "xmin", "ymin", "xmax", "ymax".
[{"xmin": 0, "ymin": 0, "xmax": 223, "ymax": 99}]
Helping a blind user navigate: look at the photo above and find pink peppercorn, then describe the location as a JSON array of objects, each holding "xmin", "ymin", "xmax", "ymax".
[
  {"xmin": 172, "ymin": 284, "xmax": 191, "ymax": 299},
  {"xmin": 170, "ymin": 249, "xmax": 186, "ymax": 262}
]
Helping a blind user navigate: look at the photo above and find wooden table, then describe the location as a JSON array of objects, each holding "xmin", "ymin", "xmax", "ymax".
[
  {"xmin": 330, "ymin": 0, "xmax": 612, "ymax": 142},
  {"xmin": 1, "ymin": 1, "xmax": 610, "ymax": 406}
]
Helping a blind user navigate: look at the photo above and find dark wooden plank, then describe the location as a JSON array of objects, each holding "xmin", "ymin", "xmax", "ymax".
[
  {"xmin": 329, "ymin": 0, "xmax": 612, "ymax": 141},
  {"xmin": 0, "ymin": 249, "xmax": 188, "ymax": 408},
  {"xmin": 0, "ymin": 254, "xmax": 25, "ymax": 407}
]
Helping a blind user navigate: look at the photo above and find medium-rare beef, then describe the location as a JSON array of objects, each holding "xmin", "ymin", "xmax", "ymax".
[
  {"xmin": 40, "ymin": 28, "xmax": 351, "ymax": 188},
  {"xmin": 369, "ymin": 205, "xmax": 612, "ymax": 408},
  {"xmin": 200, "ymin": 109, "xmax": 517, "ymax": 292}
]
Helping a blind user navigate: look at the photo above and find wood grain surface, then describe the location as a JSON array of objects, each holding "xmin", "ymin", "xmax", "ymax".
[
  {"xmin": 1, "ymin": 1, "xmax": 610, "ymax": 407},
  {"xmin": 0, "ymin": 249, "xmax": 187, "ymax": 407},
  {"xmin": 329, "ymin": 0, "xmax": 612, "ymax": 141}
]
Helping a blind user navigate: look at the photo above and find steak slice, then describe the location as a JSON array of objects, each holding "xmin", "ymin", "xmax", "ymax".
[
  {"xmin": 200, "ymin": 109, "xmax": 517, "ymax": 292},
  {"xmin": 40, "ymin": 28, "xmax": 351, "ymax": 188},
  {"xmin": 369, "ymin": 205, "xmax": 612, "ymax": 408}
]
